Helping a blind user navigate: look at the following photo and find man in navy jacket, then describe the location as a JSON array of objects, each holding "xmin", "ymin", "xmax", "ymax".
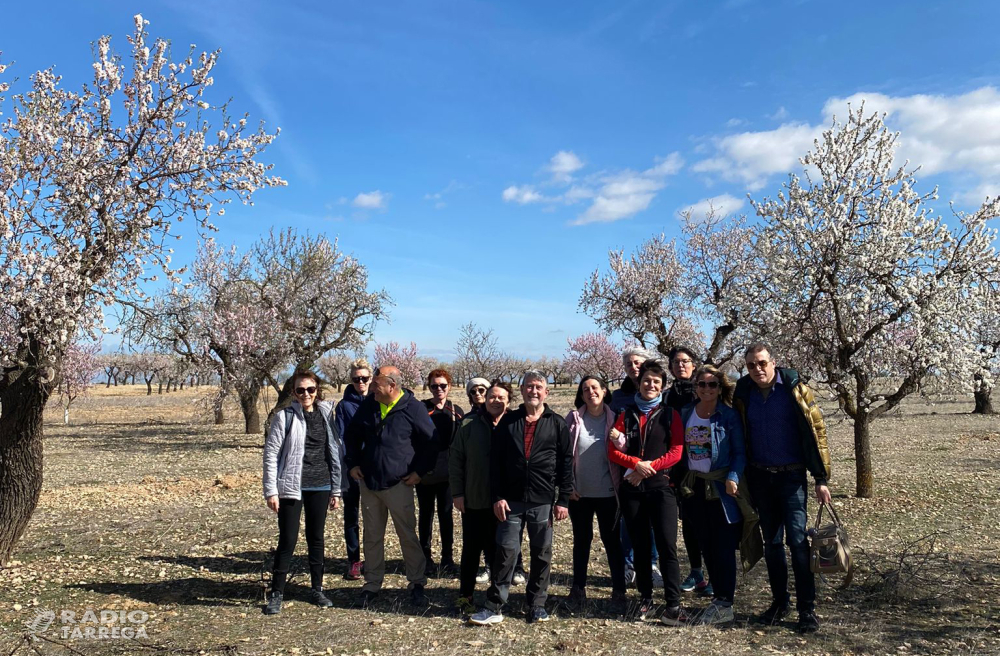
[{"xmin": 345, "ymin": 365, "xmax": 437, "ymax": 606}]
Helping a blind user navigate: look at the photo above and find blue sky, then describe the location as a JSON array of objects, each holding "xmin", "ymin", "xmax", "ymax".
[{"xmin": 5, "ymin": 1, "xmax": 1000, "ymax": 359}]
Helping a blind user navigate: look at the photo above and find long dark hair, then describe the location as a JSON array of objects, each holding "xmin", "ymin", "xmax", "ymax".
[{"xmin": 574, "ymin": 375, "xmax": 610, "ymax": 409}]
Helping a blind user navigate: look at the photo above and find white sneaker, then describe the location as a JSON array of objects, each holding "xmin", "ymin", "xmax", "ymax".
[
  {"xmin": 651, "ymin": 565, "xmax": 664, "ymax": 589},
  {"xmin": 512, "ymin": 569, "xmax": 527, "ymax": 586},
  {"xmin": 469, "ymin": 608, "xmax": 504, "ymax": 625},
  {"xmin": 476, "ymin": 567, "xmax": 490, "ymax": 584},
  {"xmin": 696, "ymin": 601, "xmax": 735, "ymax": 625},
  {"xmin": 625, "ymin": 565, "xmax": 636, "ymax": 585}
]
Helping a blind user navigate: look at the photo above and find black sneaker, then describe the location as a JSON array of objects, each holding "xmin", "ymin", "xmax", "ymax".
[
  {"xmin": 263, "ymin": 591, "xmax": 282, "ymax": 615},
  {"xmin": 410, "ymin": 584, "xmax": 429, "ymax": 607},
  {"xmin": 637, "ymin": 598, "xmax": 656, "ymax": 620},
  {"xmin": 360, "ymin": 590, "xmax": 378, "ymax": 607},
  {"xmin": 439, "ymin": 559, "xmax": 458, "ymax": 577},
  {"xmin": 527, "ymin": 606, "xmax": 550, "ymax": 623},
  {"xmin": 566, "ymin": 586, "xmax": 586, "ymax": 609},
  {"xmin": 309, "ymin": 588, "xmax": 333, "ymax": 608},
  {"xmin": 659, "ymin": 605, "xmax": 692, "ymax": 626},
  {"xmin": 756, "ymin": 600, "xmax": 790, "ymax": 625},
  {"xmin": 424, "ymin": 560, "xmax": 438, "ymax": 578},
  {"xmin": 797, "ymin": 611, "xmax": 820, "ymax": 634}
]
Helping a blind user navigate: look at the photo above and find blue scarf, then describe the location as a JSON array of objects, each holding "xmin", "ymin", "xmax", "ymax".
[{"xmin": 634, "ymin": 393, "xmax": 660, "ymax": 415}]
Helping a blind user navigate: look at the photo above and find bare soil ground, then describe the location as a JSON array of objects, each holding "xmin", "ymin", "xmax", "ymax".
[{"xmin": 1, "ymin": 384, "xmax": 998, "ymax": 655}]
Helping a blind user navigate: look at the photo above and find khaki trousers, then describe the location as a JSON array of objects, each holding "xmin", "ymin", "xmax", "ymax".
[{"xmin": 359, "ymin": 480, "xmax": 427, "ymax": 592}]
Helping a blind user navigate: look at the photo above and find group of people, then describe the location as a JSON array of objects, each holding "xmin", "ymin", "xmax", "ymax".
[{"xmin": 261, "ymin": 342, "xmax": 832, "ymax": 634}]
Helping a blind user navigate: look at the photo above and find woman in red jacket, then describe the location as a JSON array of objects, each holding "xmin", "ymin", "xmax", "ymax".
[{"xmin": 608, "ymin": 360, "xmax": 689, "ymax": 625}]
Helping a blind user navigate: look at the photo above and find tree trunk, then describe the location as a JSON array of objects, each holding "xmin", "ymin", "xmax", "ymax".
[
  {"xmin": 973, "ymin": 376, "xmax": 995, "ymax": 414},
  {"xmin": 0, "ymin": 371, "xmax": 49, "ymax": 565},
  {"xmin": 63, "ymin": 406, "xmax": 69, "ymax": 425},
  {"xmin": 145, "ymin": 377, "xmax": 153, "ymax": 395},
  {"xmin": 238, "ymin": 383, "xmax": 262, "ymax": 434},
  {"xmin": 854, "ymin": 412, "xmax": 874, "ymax": 498},
  {"xmin": 157, "ymin": 380, "xmax": 163, "ymax": 395}
]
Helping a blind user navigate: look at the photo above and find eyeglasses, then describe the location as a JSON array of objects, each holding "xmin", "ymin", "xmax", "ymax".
[
  {"xmin": 696, "ymin": 381, "xmax": 720, "ymax": 389},
  {"xmin": 295, "ymin": 386, "xmax": 317, "ymax": 396},
  {"xmin": 673, "ymin": 359, "xmax": 695, "ymax": 366},
  {"xmin": 429, "ymin": 383, "xmax": 449, "ymax": 391},
  {"xmin": 470, "ymin": 387, "xmax": 487, "ymax": 395},
  {"xmin": 351, "ymin": 376, "xmax": 371, "ymax": 384},
  {"xmin": 746, "ymin": 360, "xmax": 772, "ymax": 371}
]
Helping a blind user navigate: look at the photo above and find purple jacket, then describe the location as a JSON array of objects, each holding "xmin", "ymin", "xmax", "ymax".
[{"xmin": 565, "ymin": 405, "xmax": 621, "ymax": 502}]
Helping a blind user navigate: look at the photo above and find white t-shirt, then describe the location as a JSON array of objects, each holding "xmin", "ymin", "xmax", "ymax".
[{"xmin": 685, "ymin": 411, "xmax": 713, "ymax": 473}]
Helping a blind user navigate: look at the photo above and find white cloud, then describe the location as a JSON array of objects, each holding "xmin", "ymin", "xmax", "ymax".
[
  {"xmin": 352, "ymin": 190, "xmax": 388, "ymax": 209},
  {"xmin": 726, "ymin": 118, "xmax": 747, "ymax": 128},
  {"xmin": 548, "ymin": 150, "xmax": 585, "ymax": 183},
  {"xmin": 424, "ymin": 180, "xmax": 462, "ymax": 209},
  {"xmin": 768, "ymin": 106, "xmax": 790, "ymax": 121},
  {"xmin": 572, "ymin": 172, "xmax": 665, "ymax": 225},
  {"xmin": 502, "ymin": 185, "xmax": 547, "ymax": 204},
  {"xmin": 695, "ymin": 86, "xmax": 1000, "ymax": 201},
  {"xmin": 645, "ymin": 152, "xmax": 685, "ymax": 176},
  {"xmin": 677, "ymin": 193, "xmax": 746, "ymax": 222}
]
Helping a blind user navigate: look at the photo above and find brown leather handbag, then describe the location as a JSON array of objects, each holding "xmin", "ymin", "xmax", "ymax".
[{"xmin": 809, "ymin": 502, "xmax": 854, "ymax": 589}]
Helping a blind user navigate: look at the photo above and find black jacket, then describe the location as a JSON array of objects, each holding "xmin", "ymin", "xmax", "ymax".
[
  {"xmin": 345, "ymin": 389, "xmax": 438, "ymax": 491},
  {"xmin": 491, "ymin": 404, "xmax": 573, "ymax": 507},
  {"xmin": 420, "ymin": 399, "xmax": 464, "ymax": 485},
  {"xmin": 664, "ymin": 379, "xmax": 695, "ymax": 412}
]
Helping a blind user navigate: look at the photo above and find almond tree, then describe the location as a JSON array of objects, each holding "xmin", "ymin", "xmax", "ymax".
[
  {"xmin": 453, "ymin": 322, "xmax": 519, "ymax": 381},
  {"xmin": 373, "ymin": 341, "xmax": 423, "ymax": 389},
  {"xmin": 0, "ymin": 16, "xmax": 282, "ymax": 563},
  {"xmin": 53, "ymin": 340, "xmax": 102, "ymax": 424},
  {"xmin": 749, "ymin": 107, "xmax": 1000, "ymax": 498},
  {"xmin": 564, "ymin": 333, "xmax": 621, "ymax": 384},
  {"xmin": 972, "ymin": 282, "xmax": 1000, "ymax": 414}
]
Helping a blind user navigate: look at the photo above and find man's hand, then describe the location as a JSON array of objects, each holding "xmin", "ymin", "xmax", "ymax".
[
  {"xmin": 453, "ymin": 497, "xmax": 466, "ymax": 514},
  {"xmin": 726, "ymin": 480, "xmax": 738, "ymax": 497},
  {"xmin": 815, "ymin": 483, "xmax": 831, "ymax": 505},
  {"xmin": 493, "ymin": 499, "xmax": 510, "ymax": 522},
  {"xmin": 624, "ymin": 470, "xmax": 644, "ymax": 486},
  {"xmin": 266, "ymin": 496, "xmax": 279, "ymax": 514},
  {"xmin": 350, "ymin": 466, "xmax": 363, "ymax": 481},
  {"xmin": 635, "ymin": 460, "xmax": 656, "ymax": 478},
  {"xmin": 329, "ymin": 496, "xmax": 341, "ymax": 510},
  {"xmin": 553, "ymin": 505, "xmax": 568, "ymax": 521},
  {"xmin": 569, "ymin": 490, "xmax": 581, "ymax": 502},
  {"xmin": 402, "ymin": 472, "xmax": 421, "ymax": 486}
]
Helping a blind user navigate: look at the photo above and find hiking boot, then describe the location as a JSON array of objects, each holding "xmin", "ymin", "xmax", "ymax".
[
  {"xmin": 696, "ymin": 601, "xmax": 735, "ymax": 626},
  {"xmin": 566, "ymin": 586, "xmax": 586, "ymax": 609},
  {"xmin": 680, "ymin": 569, "xmax": 704, "ymax": 592},
  {"xmin": 512, "ymin": 568, "xmax": 527, "ymax": 586},
  {"xmin": 424, "ymin": 559, "xmax": 438, "ymax": 578},
  {"xmin": 755, "ymin": 601, "xmax": 790, "ymax": 625},
  {"xmin": 637, "ymin": 598, "xmax": 656, "ymax": 621},
  {"xmin": 610, "ymin": 589, "xmax": 628, "ymax": 607},
  {"xmin": 528, "ymin": 606, "xmax": 551, "ymax": 623},
  {"xmin": 344, "ymin": 560, "xmax": 363, "ymax": 581},
  {"xmin": 660, "ymin": 605, "xmax": 693, "ymax": 626},
  {"xmin": 455, "ymin": 596, "xmax": 476, "ymax": 615},
  {"xmin": 263, "ymin": 591, "xmax": 282, "ymax": 615},
  {"xmin": 697, "ymin": 580, "xmax": 714, "ymax": 597},
  {"xmin": 309, "ymin": 588, "xmax": 333, "ymax": 608},
  {"xmin": 651, "ymin": 565, "xmax": 664, "ymax": 589},
  {"xmin": 797, "ymin": 611, "xmax": 820, "ymax": 634},
  {"xmin": 410, "ymin": 584, "xmax": 428, "ymax": 607},
  {"xmin": 359, "ymin": 590, "xmax": 379, "ymax": 607},
  {"xmin": 469, "ymin": 608, "xmax": 504, "ymax": 625},
  {"xmin": 475, "ymin": 567, "xmax": 491, "ymax": 584}
]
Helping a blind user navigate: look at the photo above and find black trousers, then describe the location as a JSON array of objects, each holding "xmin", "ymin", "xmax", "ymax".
[
  {"xmin": 688, "ymin": 484, "xmax": 740, "ymax": 603},
  {"xmin": 568, "ymin": 496, "xmax": 626, "ymax": 593},
  {"xmin": 619, "ymin": 485, "xmax": 681, "ymax": 605},
  {"xmin": 486, "ymin": 502, "xmax": 552, "ymax": 611},
  {"xmin": 343, "ymin": 477, "xmax": 361, "ymax": 563},
  {"xmin": 679, "ymin": 495, "xmax": 704, "ymax": 571},
  {"xmin": 460, "ymin": 508, "xmax": 497, "ymax": 597},
  {"xmin": 416, "ymin": 481, "xmax": 454, "ymax": 564},
  {"xmin": 272, "ymin": 490, "xmax": 330, "ymax": 592}
]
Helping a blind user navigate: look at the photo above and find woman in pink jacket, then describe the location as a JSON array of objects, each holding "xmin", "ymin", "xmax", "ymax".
[{"xmin": 564, "ymin": 376, "xmax": 627, "ymax": 609}]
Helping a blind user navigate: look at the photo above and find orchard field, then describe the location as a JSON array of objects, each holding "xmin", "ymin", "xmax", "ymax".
[{"xmin": 1, "ymin": 385, "xmax": 998, "ymax": 656}]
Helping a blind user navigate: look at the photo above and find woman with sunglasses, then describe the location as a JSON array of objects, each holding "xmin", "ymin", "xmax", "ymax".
[
  {"xmin": 419, "ymin": 368, "xmax": 464, "ymax": 576},
  {"xmin": 676, "ymin": 364, "xmax": 746, "ymax": 626},
  {"xmin": 263, "ymin": 370, "xmax": 342, "ymax": 615},
  {"xmin": 335, "ymin": 358, "xmax": 373, "ymax": 581}
]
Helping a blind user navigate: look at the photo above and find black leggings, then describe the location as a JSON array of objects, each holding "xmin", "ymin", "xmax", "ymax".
[
  {"xmin": 460, "ymin": 508, "xmax": 497, "ymax": 597},
  {"xmin": 568, "ymin": 496, "xmax": 626, "ymax": 593},
  {"xmin": 680, "ymin": 495, "xmax": 704, "ymax": 571},
  {"xmin": 620, "ymin": 485, "xmax": 681, "ymax": 605},
  {"xmin": 272, "ymin": 490, "xmax": 330, "ymax": 592},
  {"xmin": 689, "ymin": 484, "xmax": 740, "ymax": 603},
  {"xmin": 416, "ymin": 481, "xmax": 454, "ymax": 564}
]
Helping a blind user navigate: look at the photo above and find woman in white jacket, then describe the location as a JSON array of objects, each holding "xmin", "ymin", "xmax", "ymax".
[{"xmin": 262, "ymin": 370, "xmax": 342, "ymax": 615}]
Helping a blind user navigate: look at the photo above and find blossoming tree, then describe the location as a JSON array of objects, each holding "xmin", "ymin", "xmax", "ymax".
[
  {"xmin": 0, "ymin": 16, "xmax": 282, "ymax": 563},
  {"xmin": 564, "ymin": 333, "xmax": 621, "ymax": 384},
  {"xmin": 53, "ymin": 340, "xmax": 103, "ymax": 425},
  {"xmin": 373, "ymin": 341, "xmax": 423, "ymax": 389},
  {"xmin": 749, "ymin": 107, "xmax": 999, "ymax": 498}
]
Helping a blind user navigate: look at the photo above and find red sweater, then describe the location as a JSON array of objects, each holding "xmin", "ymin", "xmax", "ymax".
[{"xmin": 607, "ymin": 405, "xmax": 684, "ymax": 472}]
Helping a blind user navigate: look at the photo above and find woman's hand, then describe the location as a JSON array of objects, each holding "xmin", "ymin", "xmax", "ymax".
[
  {"xmin": 624, "ymin": 470, "xmax": 644, "ymax": 486},
  {"xmin": 635, "ymin": 460, "xmax": 656, "ymax": 478},
  {"xmin": 266, "ymin": 496, "xmax": 279, "ymax": 514},
  {"xmin": 726, "ymin": 480, "xmax": 738, "ymax": 497},
  {"xmin": 329, "ymin": 496, "xmax": 341, "ymax": 510}
]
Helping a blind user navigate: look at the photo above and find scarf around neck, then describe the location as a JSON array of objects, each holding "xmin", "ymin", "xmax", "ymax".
[{"xmin": 633, "ymin": 392, "xmax": 660, "ymax": 415}]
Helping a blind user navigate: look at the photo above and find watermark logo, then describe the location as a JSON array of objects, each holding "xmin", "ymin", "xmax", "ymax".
[{"xmin": 26, "ymin": 608, "xmax": 149, "ymax": 640}]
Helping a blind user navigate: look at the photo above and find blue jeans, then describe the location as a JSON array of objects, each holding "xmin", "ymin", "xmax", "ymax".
[
  {"xmin": 747, "ymin": 467, "xmax": 815, "ymax": 613},
  {"xmin": 621, "ymin": 522, "xmax": 659, "ymax": 568}
]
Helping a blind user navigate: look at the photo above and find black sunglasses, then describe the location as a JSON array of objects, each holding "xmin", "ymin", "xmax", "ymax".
[
  {"xmin": 429, "ymin": 383, "xmax": 449, "ymax": 390},
  {"xmin": 696, "ymin": 381, "xmax": 719, "ymax": 389},
  {"xmin": 295, "ymin": 386, "xmax": 317, "ymax": 395},
  {"xmin": 351, "ymin": 376, "xmax": 371, "ymax": 384}
]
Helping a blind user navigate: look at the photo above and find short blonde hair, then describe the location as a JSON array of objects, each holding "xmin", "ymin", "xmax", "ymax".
[{"xmin": 350, "ymin": 358, "xmax": 372, "ymax": 375}]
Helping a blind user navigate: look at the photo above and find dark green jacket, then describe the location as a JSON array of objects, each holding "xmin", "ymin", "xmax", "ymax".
[{"xmin": 449, "ymin": 409, "xmax": 494, "ymax": 510}]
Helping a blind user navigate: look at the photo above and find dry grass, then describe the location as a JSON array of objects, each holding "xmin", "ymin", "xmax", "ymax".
[{"xmin": 1, "ymin": 384, "xmax": 998, "ymax": 655}]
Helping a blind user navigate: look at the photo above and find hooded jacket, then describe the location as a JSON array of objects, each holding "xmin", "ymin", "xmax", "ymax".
[
  {"xmin": 334, "ymin": 384, "xmax": 366, "ymax": 439},
  {"xmin": 732, "ymin": 367, "xmax": 831, "ymax": 484},
  {"xmin": 609, "ymin": 377, "xmax": 637, "ymax": 414},
  {"xmin": 565, "ymin": 405, "xmax": 621, "ymax": 502},
  {"xmin": 491, "ymin": 404, "xmax": 574, "ymax": 508},
  {"xmin": 449, "ymin": 408, "xmax": 495, "ymax": 510},
  {"xmin": 344, "ymin": 389, "xmax": 438, "ymax": 492}
]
